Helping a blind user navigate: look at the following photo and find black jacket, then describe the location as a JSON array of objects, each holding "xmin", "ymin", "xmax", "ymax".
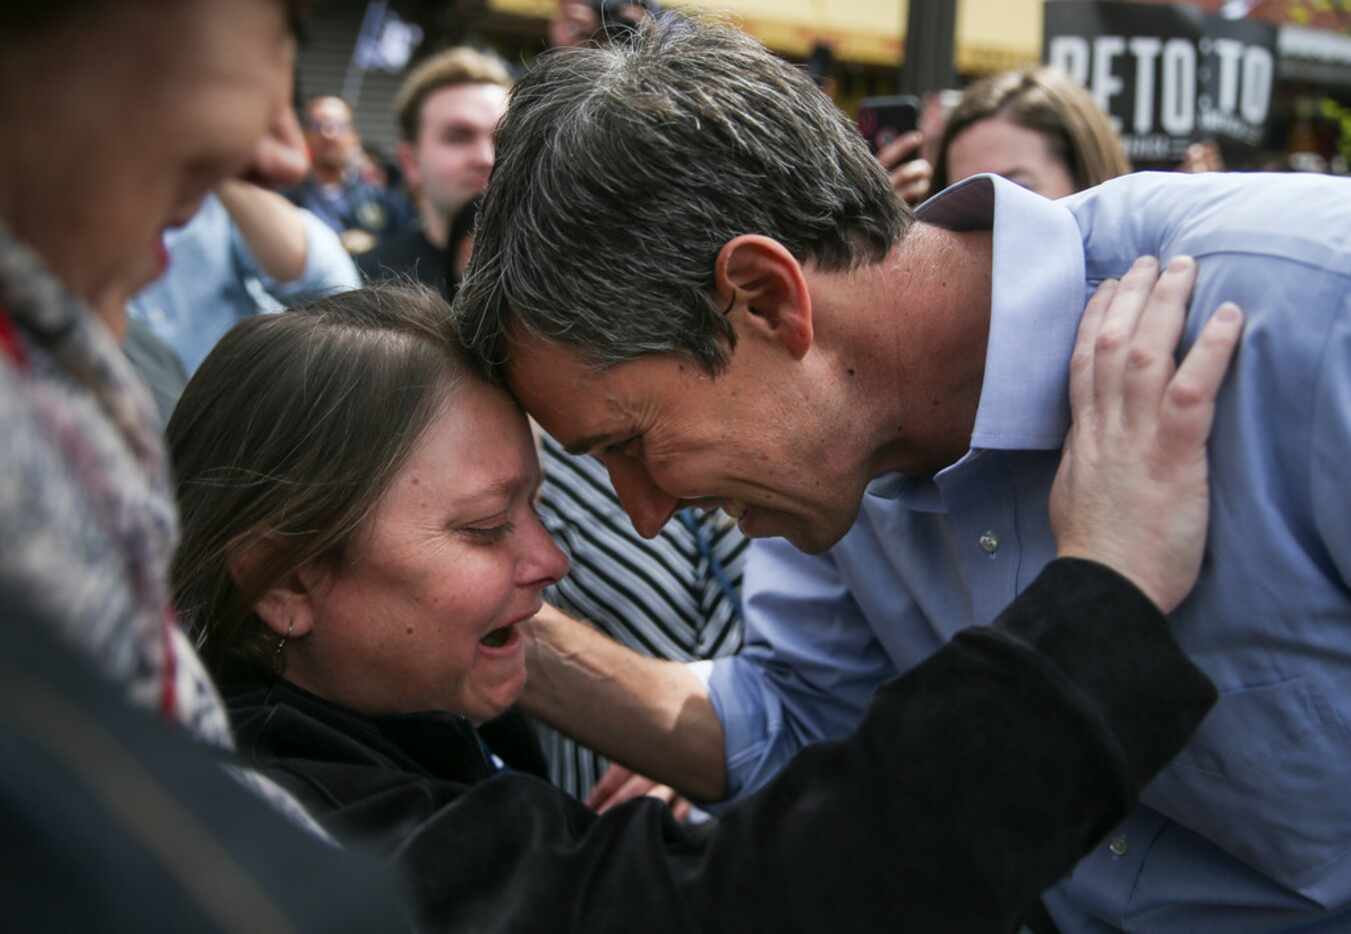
[
  {"xmin": 224, "ymin": 558, "xmax": 1217, "ymax": 933},
  {"xmin": 0, "ymin": 590, "xmax": 411, "ymax": 934}
]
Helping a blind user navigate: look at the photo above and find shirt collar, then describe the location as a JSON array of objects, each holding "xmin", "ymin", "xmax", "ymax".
[
  {"xmin": 865, "ymin": 176, "xmax": 1085, "ymax": 508},
  {"xmin": 916, "ymin": 174, "xmax": 1086, "ymax": 453}
]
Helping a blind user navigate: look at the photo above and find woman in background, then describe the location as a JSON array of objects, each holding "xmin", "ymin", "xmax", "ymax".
[{"xmin": 934, "ymin": 66, "xmax": 1130, "ymax": 197}]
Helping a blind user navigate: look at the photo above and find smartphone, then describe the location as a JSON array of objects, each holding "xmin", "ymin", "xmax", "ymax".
[{"xmin": 857, "ymin": 95, "xmax": 920, "ymax": 155}]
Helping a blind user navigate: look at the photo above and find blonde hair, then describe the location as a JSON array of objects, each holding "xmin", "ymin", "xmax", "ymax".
[
  {"xmin": 934, "ymin": 66, "xmax": 1131, "ymax": 192},
  {"xmin": 394, "ymin": 46, "xmax": 512, "ymax": 143}
]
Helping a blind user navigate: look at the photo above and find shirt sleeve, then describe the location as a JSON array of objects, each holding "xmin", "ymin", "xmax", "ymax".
[
  {"xmin": 707, "ymin": 536, "xmax": 897, "ymax": 800},
  {"xmin": 231, "ymin": 207, "xmax": 360, "ymax": 306}
]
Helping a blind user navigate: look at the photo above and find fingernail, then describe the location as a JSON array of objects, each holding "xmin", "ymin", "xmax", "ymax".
[
  {"xmin": 1134, "ymin": 256, "xmax": 1158, "ymax": 270},
  {"xmin": 1216, "ymin": 303, "xmax": 1241, "ymax": 322},
  {"xmin": 1167, "ymin": 255, "xmax": 1194, "ymax": 273}
]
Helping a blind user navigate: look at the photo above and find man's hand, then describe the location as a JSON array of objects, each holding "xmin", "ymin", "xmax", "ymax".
[
  {"xmin": 521, "ymin": 603, "xmax": 729, "ymax": 800},
  {"xmin": 876, "ymin": 130, "xmax": 932, "ymax": 206},
  {"xmin": 586, "ymin": 763, "xmax": 694, "ymax": 822},
  {"xmin": 241, "ymin": 107, "xmax": 309, "ymax": 191},
  {"xmin": 1179, "ymin": 140, "xmax": 1225, "ymax": 174},
  {"xmin": 1051, "ymin": 255, "xmax": 1244, "ymax": 612}
]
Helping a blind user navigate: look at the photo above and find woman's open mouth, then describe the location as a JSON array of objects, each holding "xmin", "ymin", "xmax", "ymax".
[{"xmin": 479, "ymin": 623, "xmax": 519, "ymax": 650}]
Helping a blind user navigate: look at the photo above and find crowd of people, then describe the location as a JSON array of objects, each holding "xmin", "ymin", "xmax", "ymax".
[{"xmin": 3, "ymin": 0, "xmax": 1349, "ymax": 931}]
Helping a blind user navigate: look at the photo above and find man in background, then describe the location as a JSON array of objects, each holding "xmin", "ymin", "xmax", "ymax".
[
  {"xmin": 288, "ymin": 95, "xmax": 411, "ymax": 254},
  {"xmin": 358, "ymin": 47, "xmax": 511, "ymax": 292}
]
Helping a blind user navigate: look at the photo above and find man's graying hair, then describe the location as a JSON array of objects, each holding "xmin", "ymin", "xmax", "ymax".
[{"xmin": 453, "ymin": 12, "xmax": 910, "ymax": 379}]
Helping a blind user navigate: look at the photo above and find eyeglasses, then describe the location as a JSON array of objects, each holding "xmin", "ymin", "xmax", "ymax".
[{"xmin": 305, "ymin": 117, "xmax": 353, "ymax": 134}]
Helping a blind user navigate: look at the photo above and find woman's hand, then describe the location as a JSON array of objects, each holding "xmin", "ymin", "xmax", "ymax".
[
  {"xmin": 549, "ymin": 1, "xmax": 600, "ymax": 48},
  {"xmin": 1050, "ymin": 255, "xmax": 1244, "ymax": 613},
  {"xmin": 876, "ymin": 130, "xmax": 932, "ymax": 206},
  {"xmin": 586, "ymin": 763, "xmax": 694, "ymax": 822}
]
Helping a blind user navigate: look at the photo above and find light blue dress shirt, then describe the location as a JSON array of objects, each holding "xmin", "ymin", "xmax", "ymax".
[
  {"xmin": 708, "ymin": 172, "xmax": 1351, "ymax": 931},
  {"xmin": 129, "ymin": 194, "xmax": 360, "ymax": 375}
]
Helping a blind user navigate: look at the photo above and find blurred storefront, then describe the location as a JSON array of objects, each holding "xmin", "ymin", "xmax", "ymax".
[
  {"xmin": 475, "ymin": 0, "xmax": 1045, "ymax": 110},
  {"xmin": 1126, "ymin": 0, "xmax": 1351, "ymax": 167},
  {"xmin": 1273, "ymin": 16, "xmax": 1351, "ymax": 169},
  {"xmin": 476, "ymin": 0, "xmax": 1351, "ymax": 163},
  {"xmin": 298, "ymin": 0, "xmax": 1351, "ymax": 170},
  {"xmin": 482, "ymin": 0, "xmax": 1040, "ymax": 70}
]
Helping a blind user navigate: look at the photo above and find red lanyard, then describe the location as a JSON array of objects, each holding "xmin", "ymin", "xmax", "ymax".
[{"xmin": 0, "ymin": 305, "xmax": 27, "ymax": 369}]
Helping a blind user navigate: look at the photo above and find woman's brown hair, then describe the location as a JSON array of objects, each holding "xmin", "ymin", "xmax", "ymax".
[
  {"xmin": 933, "ymin": 66, "xmax": 1132, "ymax": 193},
  {"xmin": 168, "ymin": 283, "xmax": 470, "ymax": 682}
]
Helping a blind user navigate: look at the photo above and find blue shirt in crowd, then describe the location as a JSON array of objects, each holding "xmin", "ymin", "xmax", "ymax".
[
  {"xmin": 286, "ymin": 172, "xmax": 413, "ymax": 244},
  {"xmin": 708, "ymin": 171, "xmax": 1351, "ymax": 931},
  {"xmin": 129, "ymin": 194, "xmax": 359, "ymax": 375}
]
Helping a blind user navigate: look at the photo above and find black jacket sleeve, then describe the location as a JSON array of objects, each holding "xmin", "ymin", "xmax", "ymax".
[{"xmin": 275, "ymin": 558, "xmax": 1218, "ymax": 933}]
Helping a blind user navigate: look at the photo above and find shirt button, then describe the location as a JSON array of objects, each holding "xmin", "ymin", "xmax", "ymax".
[
  {"xmin": 978, "ymin": 531, "xmax": 1000, "ymax": 555},
  {"xmin": 1108, "ymin": 835, "xmax": 1128, "ymax": 857}
]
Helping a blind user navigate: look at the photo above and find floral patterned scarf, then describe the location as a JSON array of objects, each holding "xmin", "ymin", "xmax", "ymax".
[{"xmin": 0, "ymin": 219, "xmax": 232, "ymax": 745}]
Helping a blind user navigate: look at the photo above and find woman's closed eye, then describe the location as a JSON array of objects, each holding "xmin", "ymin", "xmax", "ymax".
[{"xmin": 458, "ymin": 518, "xmax": 515, "ymax": 543}]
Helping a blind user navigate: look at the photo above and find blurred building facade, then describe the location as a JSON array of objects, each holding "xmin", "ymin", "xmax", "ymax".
[{"xmin": 296, "ymin": 0, "xmax": 1351, "ymax": 198}]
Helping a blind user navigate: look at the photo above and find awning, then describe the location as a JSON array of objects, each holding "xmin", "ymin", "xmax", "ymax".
[{"xmin": 1279, "ymin": 23, "xmax": 1351, "ymax": 88}]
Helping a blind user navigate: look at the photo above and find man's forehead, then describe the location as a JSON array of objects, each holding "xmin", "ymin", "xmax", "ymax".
[
  {"xmin": 503, "ymin": 331, "xmax": 628, "ymax": 432},
  {"xmin": 427, "ymin": 82, "xmax": 508, "ymax": 111},
  {"xmin": 503, "ymin": 329, "xmax": 596, "ymax": 396}
]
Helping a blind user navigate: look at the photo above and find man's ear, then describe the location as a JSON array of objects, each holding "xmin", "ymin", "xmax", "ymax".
[
  {"xmin": 226, "ymin": 543, "xmax": 323, "ymax": 639},
  {"xmin": 713, "ymin": 235, "xmax": 813, "ymax": 360},
  {"xmin": 396, "ymin": 140, "xmax": 421, "ymax": 193}
]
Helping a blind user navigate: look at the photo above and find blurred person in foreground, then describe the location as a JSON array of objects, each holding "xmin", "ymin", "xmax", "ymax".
[
  {"xmin": 359, "ymin": 47, "xmax": 511, "ymax": 293},
  {"xmin": 933, "ymin": 65, "xmax": 1130, "ymax": 197},
  {"xmin": 289, "ymin": 94, "xmax": 412, "ymax": 254},
  {"xmin": 455, "ymin": 14, "xmax": 1350, "ymax": 931},
  {"xmin": 173, "ymin": 276, "xmax": 1229, "ymax": 933},
  {"xmin": 0, "ymin": 1, "xmax": 408, "ymax": 928}
]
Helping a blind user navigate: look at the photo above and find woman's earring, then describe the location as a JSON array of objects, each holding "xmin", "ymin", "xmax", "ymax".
[{"xmin": 273, "ymin": 619, "xmax": 295, "ymax": 677}]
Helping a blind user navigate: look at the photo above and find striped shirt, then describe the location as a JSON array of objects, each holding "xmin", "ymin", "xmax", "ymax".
[{"xmin": 535, "ymin": 434, "xmax": 748, "ymax": 798}]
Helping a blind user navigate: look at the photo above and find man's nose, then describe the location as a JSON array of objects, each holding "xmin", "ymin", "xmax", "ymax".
[
  {"xmin": 605, "ymin": 458, "xmax": 680, "ymax": 538},
  {"xmin": 471, "ymin": 136, "xmax": 495, "ymax": 168}
]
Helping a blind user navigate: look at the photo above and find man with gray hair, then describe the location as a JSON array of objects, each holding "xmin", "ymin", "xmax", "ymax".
[{"xmin": 454, "ymin": 13, "xmax": 1351, "ymax": 932}]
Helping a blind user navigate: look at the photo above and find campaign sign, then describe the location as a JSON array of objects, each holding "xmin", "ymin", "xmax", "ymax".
[{"xmin": 1044, "ymin": 1, "xmax": 1278, "ymax": 162}]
